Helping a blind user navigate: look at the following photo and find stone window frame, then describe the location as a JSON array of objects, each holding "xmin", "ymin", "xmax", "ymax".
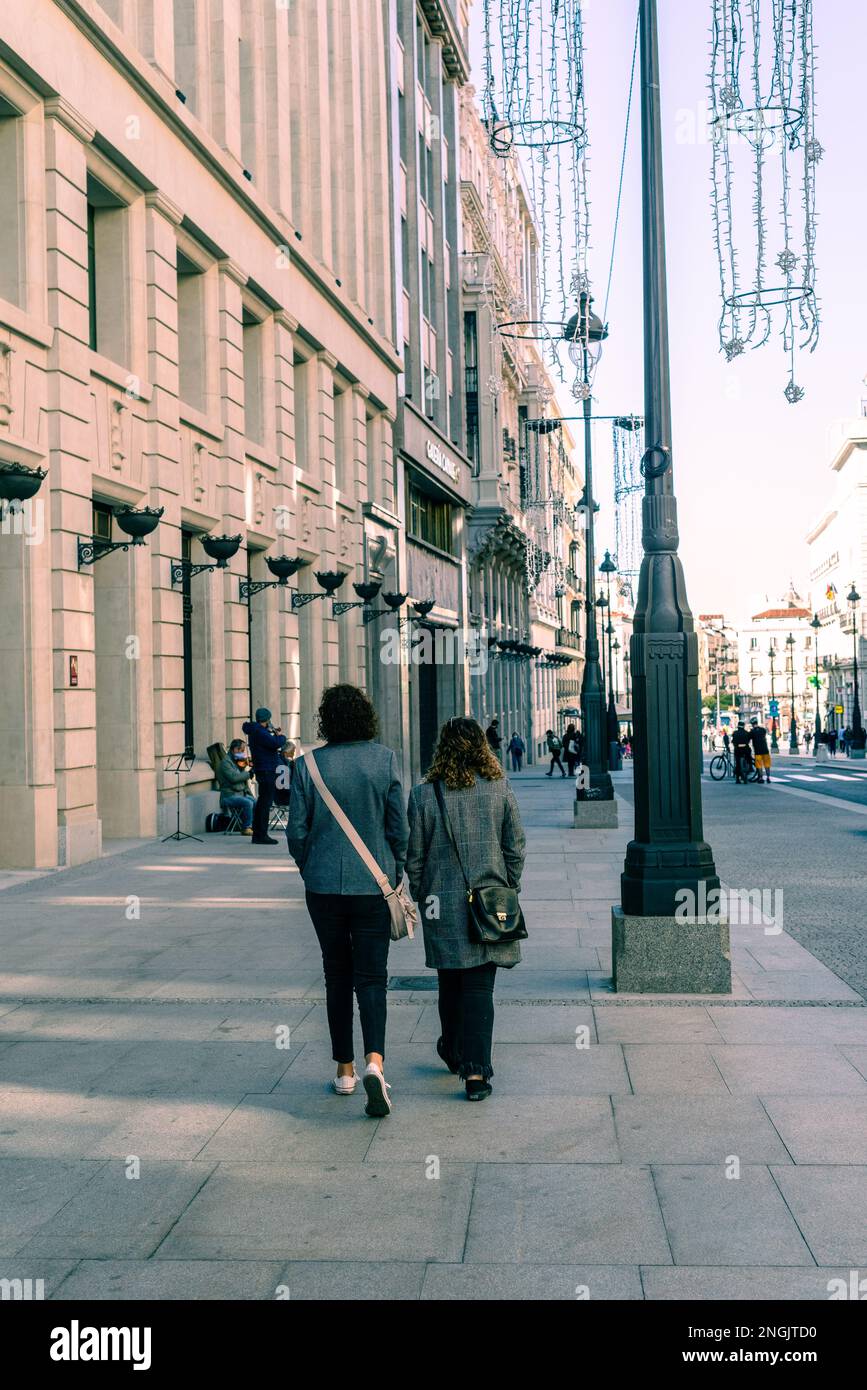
[
  {"xmin": 175, "ymin": 226, "xmax": 220, "ymax": 426},
  {"xmin": 239, "ymin": 286, "xmax": 273, "ymax": 453},
  {"xmin": 0, "ymin": 63, "xmax": 45, "ymax": 321},
  {"xmin": 83, "ymin": 147, "xmax": 148, "ymax": 384}
]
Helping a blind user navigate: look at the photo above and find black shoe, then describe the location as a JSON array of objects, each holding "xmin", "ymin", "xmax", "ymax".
[
  {"xmin": 466, "ymin": 1079, "xmax": 492, "ymax": 1102},
  {"xmin": 545, "ymin": 772, "xmax": 553, "ymax": 777},
  {"xmin": 251, "ymin": 835, "xmax": 278, "ymax": 845},
  {"xmin": 437, "ymin": 1037, "xmax": 460, "ymax": 1074}
]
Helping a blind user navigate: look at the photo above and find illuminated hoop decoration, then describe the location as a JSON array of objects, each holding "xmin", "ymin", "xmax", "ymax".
[
  {"xmin": 709, "ymin": 0, "xmax": 821, "ymax": 402},
  {"xmin": 612, "ymin": 416, "xmax": 644, "ymax": 581},
  {"xmin": 482, "ymin": 0, "xmax": 590, "ymax": 380}
]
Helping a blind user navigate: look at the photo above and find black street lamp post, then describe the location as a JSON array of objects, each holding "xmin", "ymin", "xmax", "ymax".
[
  {"xmin": 785, "ymin": 633, "xmax": 798, "ymax": 752},
  {"xmin": 767, "ymin": 646, "xmax": 779, "ymax": 752},
  {"xmin": 600, "ymin": 551, "xmax": 620, "ymax": 767},
  {"xmin": 568, "ymin": 303, "xmax": 614, "ymax": 805},
  {"xmin": 847, "ymin": 585, "xmax": 865, "ymax": 750},
  {"xmin": 810, "ymin": 615, "xmax": 822, "ymax": 751},
  {"xmin": 619, "ymin": 0, "xmax": 720, "ymax": 934}
]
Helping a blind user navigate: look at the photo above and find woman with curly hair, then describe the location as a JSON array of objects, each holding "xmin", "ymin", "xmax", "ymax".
[
  {"xmin": 286, "ymin": 684, "xmax": 409, "ymax": 1117},
  {"xmin": 406, "ymin": 716, "xmax": 526, "ymax": 1101}
]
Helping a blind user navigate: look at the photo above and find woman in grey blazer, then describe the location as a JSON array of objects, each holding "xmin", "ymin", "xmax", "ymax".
[
  {"xmin": 406, "ymin": 717, "xmax": 526, "ymax": 1101},
  {"xmin": 286, "ymin": 685, "xmax": 409, "ymax": 1118}
]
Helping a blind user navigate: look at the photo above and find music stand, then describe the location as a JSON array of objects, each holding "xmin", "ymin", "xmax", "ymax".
[{"xmin": 162, "ymin": 751, "xmax": 202, "ymax": 842}]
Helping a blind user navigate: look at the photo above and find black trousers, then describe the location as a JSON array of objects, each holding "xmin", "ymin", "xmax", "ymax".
[
  {"xmin": 549, "ymin": 751, "xmax": 566, "ymax": 775},
  {"xmin": 252, "ymin": 769, "xmax": 276, "ymax": 839},
  {"xmin": 437, "ymin": 962, "xmax": 497, "ymax": 1081},
  {"xmin": 306, "ymin": 891, "xmax": 391, "ymax": 1062}
]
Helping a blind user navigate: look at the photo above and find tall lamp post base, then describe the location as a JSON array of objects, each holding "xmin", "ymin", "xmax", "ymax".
[{"xmin": 612, "ymin": 906, "xmax": 731, "ymax": 994}]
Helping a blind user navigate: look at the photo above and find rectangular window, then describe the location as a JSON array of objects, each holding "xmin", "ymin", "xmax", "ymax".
[
  {"xmin": 0, "ymin": 102, "xmax": 23, "ymax": 307},
  {"xmin": 173, "ymin": 0, "xmax": 202, "ymax": 115},
  {"xmin": 242, "ymin": 308, "xmax": 263, "ymax": 443},
  {"xmin": 293, "ymin": 353, "xmax": 309, "ymax": 470},
  {"xmin": 177, "ymin": 250, "xmax": 206, "ymax": 412},
  {"xmin": 87, "ymin": 174, "xmax": 128, "ymax": 364},
  {"xmin": 408, "ymin": 482, "xmax": 453, "ymax": 554},
  {"xmin": 92, "ymin": 501, "xmax": 113, "ymax": 542},
  {"xmin": 181, "ymin": 531, "xmax": 195, "ymax": 756},
  {"xmin": 333, "ymin": 385, "xmax": 347, "ymax": 491}
]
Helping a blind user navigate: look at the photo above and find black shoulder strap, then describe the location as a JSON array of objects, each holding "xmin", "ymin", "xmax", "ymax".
[{"xmin": 432, "ymin": 779, "xmax": 471, "ymax": 892}]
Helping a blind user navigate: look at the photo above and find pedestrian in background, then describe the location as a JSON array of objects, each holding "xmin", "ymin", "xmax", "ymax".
[
  {"xmin": 485, "ymin": 718, "xmax": 502, "ymax": 755},
  {"xmin": 286, "ymin": 684, "xmax": 409, "ymax": 1117},
  {"xmin": 545, "ymin": 729, "xmax": 566, "ymax": 777},
  {"xmin": 749, "ymin": 718, "xmax": 772, "ymax": 784},
  {"xmin": 406, "ymin": 717, "xmax": 525, "ymax": 1102},
  {"xmin": 507, "ymin": 731, "xmax": 525, "ymax": 772},
  {"xmin": 563, "ymin": 724, "xmax": 580, "ymax": 777},
  {"xmin": 242, "ymin": 708, "xmax": 286, "ymax": 843}
]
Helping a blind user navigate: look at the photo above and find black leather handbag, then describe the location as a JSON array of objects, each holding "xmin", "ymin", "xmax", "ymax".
[{"xmin": 433, "ymin": 780, "xmax": 528, "ymax": 945}]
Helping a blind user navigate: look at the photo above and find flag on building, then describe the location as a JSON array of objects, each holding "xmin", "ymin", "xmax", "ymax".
[{"xmin": 826, "ymin": 583, "xmax": 837, "ymax": 601}]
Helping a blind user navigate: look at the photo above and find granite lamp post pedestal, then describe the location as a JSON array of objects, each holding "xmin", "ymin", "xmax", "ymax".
[
  {"xmin": 611, "ymin": 906, "xmax": 731, "ymax": 994},
  {"xmin": 574, "ymin": 790, "xmax": 619, "ymax": 829}
]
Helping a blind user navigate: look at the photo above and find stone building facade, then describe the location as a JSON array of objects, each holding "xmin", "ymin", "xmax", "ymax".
[
  {"xmin": 0, "ymin": 0, "xmax": 402, "ymax": 867},
  {"xmin": 459, "ymin": 87, "xmax": 583, "ymax": 763}
]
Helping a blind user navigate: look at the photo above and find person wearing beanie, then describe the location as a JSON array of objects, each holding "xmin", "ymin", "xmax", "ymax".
[{"xmin": 242, "ymin": 707, "xmax": 287, "ymax": 843}]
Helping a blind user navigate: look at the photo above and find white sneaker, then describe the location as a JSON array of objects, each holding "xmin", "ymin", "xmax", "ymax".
[
  {"xmin": 362, "ymin": 1062, "xmax": 393, "ymax": 1117},
  {"xmin": 332, "ymin": 1068, "xmax": 358, "ymax": 1095}
]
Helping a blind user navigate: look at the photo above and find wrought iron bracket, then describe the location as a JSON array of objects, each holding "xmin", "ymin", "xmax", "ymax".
[
  {"xmin": 291, "ymin": 591, "xmax": 325, "ymax": 611},
  {"xmin": 240, "ymin": 578, "xmax": 294, "ymax": 600},
  {"xmin": 171, "ymin": 560, "xmax": 225, "ymax": 586},
  {"xmin": 78, "ymin": 537, "xmax": 142, "ymax": 568}
]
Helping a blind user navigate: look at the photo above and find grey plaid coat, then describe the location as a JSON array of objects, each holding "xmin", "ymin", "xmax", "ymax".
[{"xmin": 406, "ymin": 775, "xmax": 526, "ymax": 970}]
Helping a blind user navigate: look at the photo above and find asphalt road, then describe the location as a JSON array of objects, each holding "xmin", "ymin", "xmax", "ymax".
[{"xmin": 617, "ymin": 759, "xmax": 867, "ymax": 1000}]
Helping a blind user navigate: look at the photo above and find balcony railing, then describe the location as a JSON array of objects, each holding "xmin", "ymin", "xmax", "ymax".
[{"xmin": 556, "ymin": 627, "xmax": 582, "ymax": 651}]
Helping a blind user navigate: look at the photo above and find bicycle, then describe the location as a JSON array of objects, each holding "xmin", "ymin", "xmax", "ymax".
[{"xmin": 709, "ymin": 748, "xmax": 759, "ymax": 783}]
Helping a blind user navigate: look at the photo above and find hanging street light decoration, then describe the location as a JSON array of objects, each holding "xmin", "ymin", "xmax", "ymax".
[
  {"xmin": 332, "ymin": 580, "xmax": 383, "ymax": 617},
  {"xmin": 709, "ymin": 0, "xmax": 821, "ymax": 401},
  {"xmin": 613, "ymin": 415, "xmax": 644, "ymax": 582},
  {"xmin": 291, "ymin": 569, "xmax": 347, "ymax": 611},
  {"xmin": 171, "ymin": 533, "xmax": 242, "ymax": 585},
  {"xmin": 361, "ymin": 590, "xmax": 408, "ymax": 626},
  {"xmin": 240, "ymin": 555, "xmax": 307, "ymax": 600},
  {"xmin": 482, "ymin": 0, "xmax": 590, "ymax": 374},
  {"xmin": 0, "ymin": 460, "xmax": 47, "ymax": 504},
  {"xmin": 77, "ymin": 505, "xmax": 164, "ymax": 568}
]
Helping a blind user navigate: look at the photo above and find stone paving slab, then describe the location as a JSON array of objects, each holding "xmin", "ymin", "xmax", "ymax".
[
  {"xmin": 463, "ymin": 1164, "xmax": 672, "ymax": 1265},
  {"xmin": 409, "ymin": 1003, "xmax": 598, "ymax": 1045},
  {"xmin": 710, "ymin": 1044, "xmax": 867, "ymax": 1096},
  {"xmin": 760, "ymin": 1096, "xmax": 867, "ymax": 1163},
  {"xmin": 0, "ymin": 1088, "xmax": 242, "ymax": 1161},
  {"xmin": 594, "ymin": 1006, "xmax": 723, "ymax": 1044},
  {"xmin": 51, "ymin": 1258, "xmax": 287, "ymax": 1301},
  {"xmin": 420, "ymin": 1262, "xmax": 644, "ymax": 1300},
  {"xmin": 365, "ymin": 1095, "xmax": 619, "ymax": 1164},
  {"xmin": 0, "ymin": 1159, "xmax": 105, "ymax": 1256},
  {"xmin": 613, "ymin": 1097, "xmax": 792, "ymax": 1165},
  {"xmin": 706, "ymin": 1006, "xmax": 867, "ymax": 1045},
  {"xmin": 641, "ymin": 1266, "xmax": 854, "ymax": 1300},
  {"xmin": 770, "ymin": 1166, "xmax": 867, "ymax": 1264},
  {"xmin": 0, "ymin": 1259, "xmax": 81, "ymax": 1298},
  {"xmin": 622, "ymin": 1045, "xmax": 729, "ymax": 1095},
  {"xmin": 155, "ymin": 1163, "xmax": 476, "ymax": 1263},
  {"xmin": 651, "ymin": 1166, "xmax": 814, "ymax": 1267},
  {"xmin": 18, "ymin": 1160, "xmax": 216, "ymax": 1260},
  {"xmin": 195, "ymin": 1093, "xmax": 381, "ymax": 1162}
]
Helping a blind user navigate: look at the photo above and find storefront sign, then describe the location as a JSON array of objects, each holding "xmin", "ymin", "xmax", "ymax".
[{"xmin": 426, "ymin": 438, "xmax": 460, "ymax": 483}]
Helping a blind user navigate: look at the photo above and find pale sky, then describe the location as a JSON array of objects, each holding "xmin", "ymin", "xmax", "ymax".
[{"xmin": 469, "ymin": 0, "xmax": 867, "ymax": 626}]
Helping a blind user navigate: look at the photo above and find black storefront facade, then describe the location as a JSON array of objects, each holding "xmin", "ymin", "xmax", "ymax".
[{"xmin": 398, "ymin": 401, "xmax": 472, "ymax": 781}]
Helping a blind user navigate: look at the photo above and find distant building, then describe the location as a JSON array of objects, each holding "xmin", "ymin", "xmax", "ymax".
[
  {"xmin": 736, "ymin": 586, "xmax": 812, "ymax": 736},
  {"xmin": 805, "ymin": 413, "xmax": 867, "ymax": 733},
  {"xmin": 698, "ymin": 615, "xmax": 740, "ymax": 724}
]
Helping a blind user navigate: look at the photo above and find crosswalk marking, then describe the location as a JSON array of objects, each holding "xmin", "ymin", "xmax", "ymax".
[{"xmin": 788, "ymin": 773, "xmax": 821, "ymax": 781}]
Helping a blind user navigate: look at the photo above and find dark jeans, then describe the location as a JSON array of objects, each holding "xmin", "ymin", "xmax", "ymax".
[
  {"xmin": 510, "ymin": 752, "xmax": 523, "ymax": 771},
  {"xmin": 306, "ymin": 891, "xmax": 391, "ymax": 1062},
  {"xmin": 548, "ymin": 752, "xmax": 565, "ymax": 775},
  {"xmin": 437, "ymin": 962, "xmax": 497, "ymax": 1081},
  {"xmin": 252, "ymin": 769, "xmax": 276, "ymax": 838},
  {"xmin": 565, "ymin": 754, "xmax": 578, "ymax": 776}
]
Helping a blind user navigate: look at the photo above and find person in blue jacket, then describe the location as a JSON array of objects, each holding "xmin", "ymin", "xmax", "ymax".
[{"xmin": 241, "ymin": 707, "xmax": 286, "ymax": 843}]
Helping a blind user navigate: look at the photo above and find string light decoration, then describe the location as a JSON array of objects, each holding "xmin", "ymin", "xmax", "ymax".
[
  {"xmin": 612, "ymin": 416, "xmax": 644, "ymax": 580},
  {"xmin": 482, "ymin": 0, "xmax": 591, "ymax": 375},
  {"xmin": 709, "ymin": 0, "xmax": 821, "ymax": 402}
]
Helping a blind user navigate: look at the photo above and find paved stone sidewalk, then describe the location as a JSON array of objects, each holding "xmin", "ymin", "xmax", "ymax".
[{"xmin": 0, "ymin": 768, "xmax": 866, "ymax": 1300}]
